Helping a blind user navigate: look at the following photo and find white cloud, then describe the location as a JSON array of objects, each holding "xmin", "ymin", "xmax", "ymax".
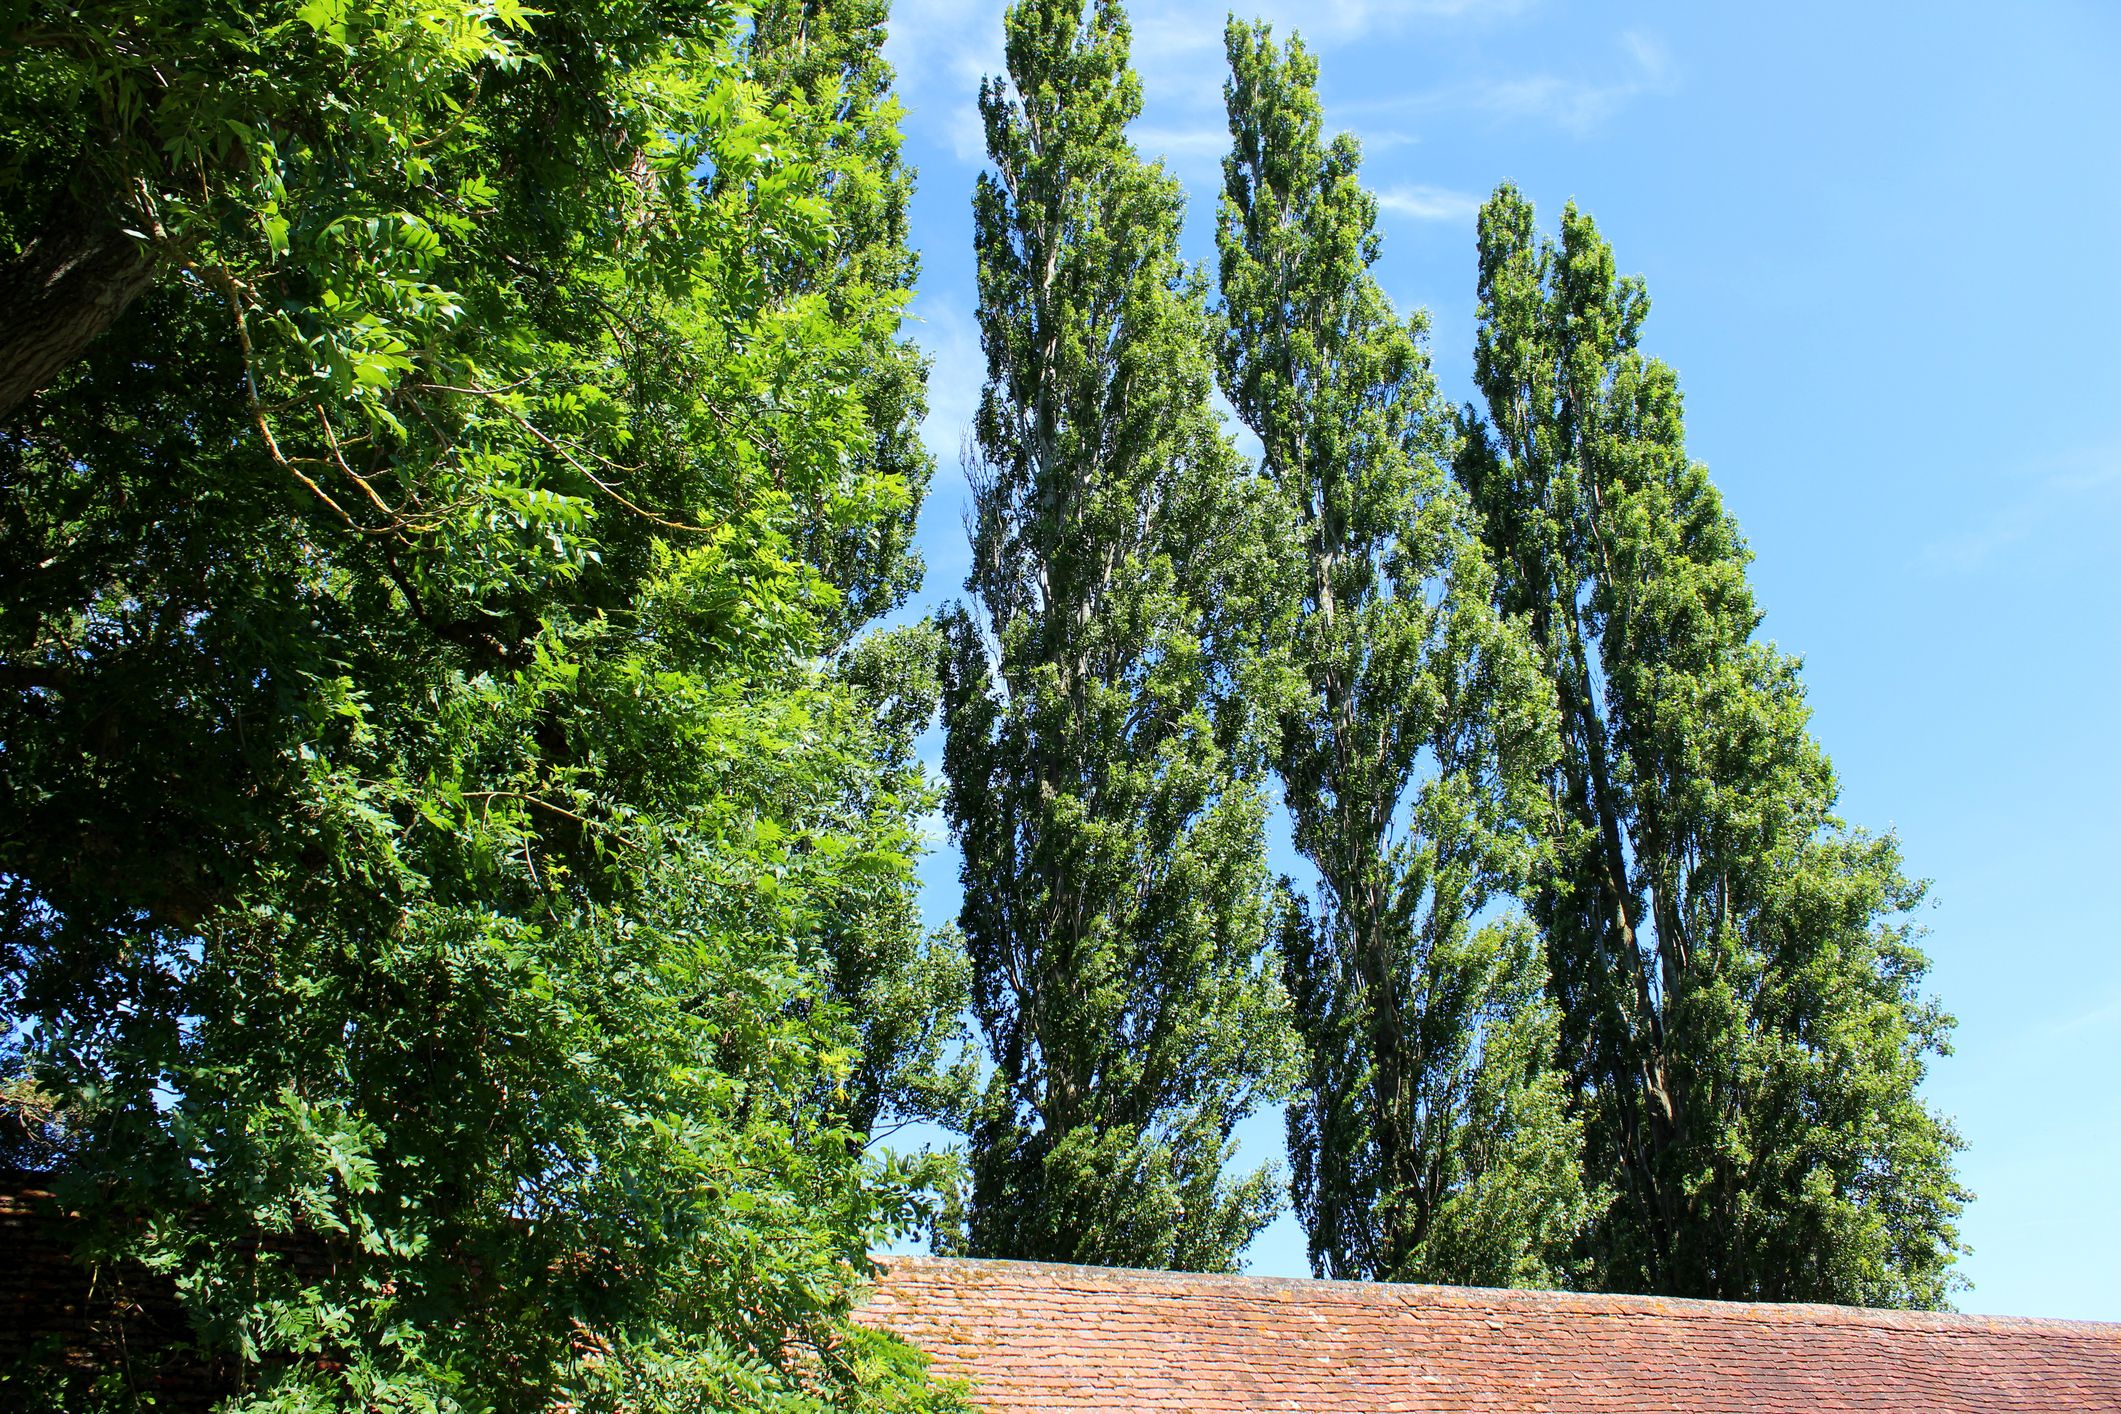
[
  {"xmin": 1619, "ymin": 29, "xmax": 1673, "ymax": 83},
  {"xmin": 1375, "ymin": 182, "xmax": 1482, "ymax": 221},
  {"xmin": 882, "ymin": 0, "xmax": 1006, "ymax": 166},
  {"xmin": 1347, "ymin": 28, "xmax": 1678, "ymax": 136},
  {"xmin": 901, "ymin": 296, "xmax": 984, "ymax": 610},
  {"xmin": 1920, "ymin": 451, "xmax": 2121, "ymax": 572},
  {"xmin": 882, "ymin": 0, "xmax": 1546, "ymax": 169},
  {"xmin": 1128, "ymin": 12, "xmax": 1232, "ymax": 114},
  {"xmin": 907, "ymin": 298, "xmax": 985, "ymax": 471},
  {"xmin": 1126, "ymin": 0, "xmax": 1542, "ymax": 129},
  {"xmin": 2058, "ymin": 991, "xmax": 2121, "ymax": 1037},
  {"xmin": 1353, "ymin": 129, "xmax": 1420, "ymax": 154},
  {"xmin": 1479, "ymin": 74, "xmax": 1637, "ymax": 130},
  {"xmin": 1132, "ymin": 124, "xmax": 1234, "ymax": 180},
  {"xmin": 1239, "ymin": 0, "xmax": 1535, "ymax": 42}
]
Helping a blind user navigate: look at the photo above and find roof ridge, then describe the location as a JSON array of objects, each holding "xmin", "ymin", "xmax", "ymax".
[{"xmin": 872, "ymin": 1253, "xmax": 2121, "ymax": 1338}]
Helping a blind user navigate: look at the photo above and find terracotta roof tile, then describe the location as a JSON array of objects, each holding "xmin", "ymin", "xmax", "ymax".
[{"xmin": 856, "ymin": 1256, "xmax": 2121, "ymax": 1413}]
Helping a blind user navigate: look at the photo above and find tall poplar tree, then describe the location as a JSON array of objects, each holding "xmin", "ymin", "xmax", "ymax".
[
  {"xmin": 939, "ymin": 0, "xmax": 1292, "ymax": 1272},
  {"xmin": 1218, "ymin": 23, "xmax": 1586, "ymax": 1288},
  {"xmin": 748, "ymin": 0, "xmax": 972, "ymax": 1156},
  {"xmin": 750, "ymin": 0, "xmax": 931, "ymax": 645},
  {"xmin": 1457, "ymin": 185, "xmax": 1966, "ymax": 1306}
]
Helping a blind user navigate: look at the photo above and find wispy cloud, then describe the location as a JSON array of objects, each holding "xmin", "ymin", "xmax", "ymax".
[
  {"xmin": 2057, "ymin": 990, "xmax": 2121, "ymax": 1038},
  {"xmin": 1375, "ymin": 182, "xmax": 1482, "ymax": 221},
  {"xmin": 1131, "ymin": 124, "xmax": 1235, "ymax": 180},
  {"xmin": 1619, "ymin": 29, "xmax": 1672, "ymax": 81},
  {"xmin": 1128, "ymin": 0, "xmax": 1543, "ymax": 120},
  {"xmin": 1127, "ymin": 13, "xmax": 1232, "ymax": 114},
  {"xmin": 906, "ymin": 298, "xmax": 985, "ymax": 471},
  {"xmin": 881, "ymin": 0, "xmax": 1005, "ymax": 164},
  {"xmin": 1354, "ymin": 129, "xmax": 1420, "ymax": 155},
  {"xmin": 1349, "ymin": 28, "xmax": 1677, "ymax": 136},
  {"xmin": 883, "ymin": 0, "xmax": 1549, "ymax": 169},
  {"xmin": 1243, "ymin": 0, "xmax": 1537, "ymax": 40},
  {"xmin": 903, "ymin": 296, "xmax": 984, "ymax": 604},
  {"xmin": 1920, "ymin": 449, "xmax": 2121, "ymax": 572}
]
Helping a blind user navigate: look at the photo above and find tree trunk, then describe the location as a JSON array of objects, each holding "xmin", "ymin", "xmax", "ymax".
[{"xmin": 0, "ymin": 203, "xmax": 162, "ymax": 417}]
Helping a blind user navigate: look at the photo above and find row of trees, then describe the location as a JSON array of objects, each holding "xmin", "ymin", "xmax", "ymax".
[
  {"xmin": 0, "ymin": 0, "xmax": 1965, "ymax": 1407},
  {"xmin": 940, "ymin": 0, "xmax": 1965, "ymax": 1310}
]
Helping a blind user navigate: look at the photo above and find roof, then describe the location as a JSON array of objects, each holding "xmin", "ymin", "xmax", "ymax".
[{"xmin": 856, "ymin": 1255, "xmax": 2121, "ymax": 1413}]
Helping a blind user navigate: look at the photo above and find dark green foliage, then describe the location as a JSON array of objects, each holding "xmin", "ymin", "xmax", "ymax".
[
  {"xmin": 939, "ymin": 0, "xmax": 1294, "ymax": 1272},
  {"xmin": 1218, "ymin": 23, "xmax": 1586, "ymax": 1288},
  {"xmin": 0, "ymin": 0, "xmax": 967, "ymax": 1407},
  {"xmin": 1457, "ymin": 184, "xmax": 1967, "ymax": 1307}
]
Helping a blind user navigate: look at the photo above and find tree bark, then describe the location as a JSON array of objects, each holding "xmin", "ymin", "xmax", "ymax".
[{"xmin": 0, "ymin": 200, "xmax": 163, "ymax": 417}]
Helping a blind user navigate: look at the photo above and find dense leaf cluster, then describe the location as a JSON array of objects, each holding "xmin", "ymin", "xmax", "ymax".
[
  {"xmin": 941, "ymin": 1, "xmax": 1963, "ymax": 1310},
  {"xmin": 939, "ymin": 0, "xmax": 1294, "ymax": 1272},
  {"xmin": 1, "ymin": 0, "xmax": 968, "ymax": 1408},
  {"xmin": 1457, "ymin": 187, "xmax": 1965, "ymax": 1305},
  {"xmin": 1218, "ymin": 22, "xmax": 1588, "ymax": 1289}
]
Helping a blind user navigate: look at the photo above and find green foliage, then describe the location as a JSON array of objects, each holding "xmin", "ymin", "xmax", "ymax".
[
  {"xmin": 749, "ymin": 0, "xmax": 935, "ymax": 645},
  {"xmin": 747, "ymin": 0, "xmax": 974, "ymax": 1189},
  {"xmin": 1457, "ymin": 184, "xmax": 1967, "ymax": 1306},
  {"xmin": 0, "ymin": 0, "xmax": 967, "ymax": 1407},
  {"xmin": 1218, "ymin": 22, "xmax": 1586, "ymax": 1288},
  {"xmin": 939, "ymin": 0, "xmax": 1294, "ymax": 1272}
]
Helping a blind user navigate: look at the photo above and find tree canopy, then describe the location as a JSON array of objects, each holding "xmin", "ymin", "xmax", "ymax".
[
  {"xmin": 0, "ymin": 8, "xmax": 1975, "ymax": 1410},
  {"xmin": 938, "ymin": 0, "xmax": 1294, "ymax": 1272},
  {"xmin": 1, "ymin": 0, "xmax": 966, "ymax": 1406},
  {"xmin": 1455, "ymin": 185, "xmax": 1966, "ymax": 1306},
  {"xmin": 1218, "ymin": 20, "xmax": 1587, "ymax": 1288}
]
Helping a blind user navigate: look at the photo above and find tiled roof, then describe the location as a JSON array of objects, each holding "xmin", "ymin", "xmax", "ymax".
[{"xmin": 857, "ymin": 1255, "xmax": 2121, "ymax": 1413}]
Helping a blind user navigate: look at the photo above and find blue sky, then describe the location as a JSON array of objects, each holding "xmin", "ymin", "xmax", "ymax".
[{"xmin": 872, "ymin": 0, "xmax": 2121, "ymax": 1319}]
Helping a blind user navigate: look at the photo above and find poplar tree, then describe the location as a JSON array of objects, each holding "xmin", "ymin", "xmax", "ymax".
[
  {"xmin": 750, "ymin": 0, "xmax": 931, "ymax": 644},
  {"xmin": 939, "ymin": 0, "xmax": 1292, "ymax": 1272},
  {"xmin": 748, "ymin": 0, "xmax": 972, "ymax": 1154},
  {"xmin": 1218, "ymin": 23, "xmax": 1586, "ymax": 1288},
  {"xmin": 1457, "ymin": 185, "xmax": 1966, "ymax": 1306}
]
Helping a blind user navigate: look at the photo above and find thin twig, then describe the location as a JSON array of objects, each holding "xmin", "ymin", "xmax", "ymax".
[
  {"xmin": 419, "ymin": 382, "xmax": 721, "ymax": 535},
  {"xmin": 460, "ymin": 789, "xmax": 646, "ymax": 854},
  {"xmin": 196, "ymin": 262, "xmax": 423, "ymax": 538},
  {"xmin": 315, "ymin": 402, "xmax": 405, "ymax": 521}
]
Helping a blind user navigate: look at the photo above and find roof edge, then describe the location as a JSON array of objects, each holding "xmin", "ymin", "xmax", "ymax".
[{"xmin": 868, "ymin": 1253, "xmax": 2121, "ymax": 1338}]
